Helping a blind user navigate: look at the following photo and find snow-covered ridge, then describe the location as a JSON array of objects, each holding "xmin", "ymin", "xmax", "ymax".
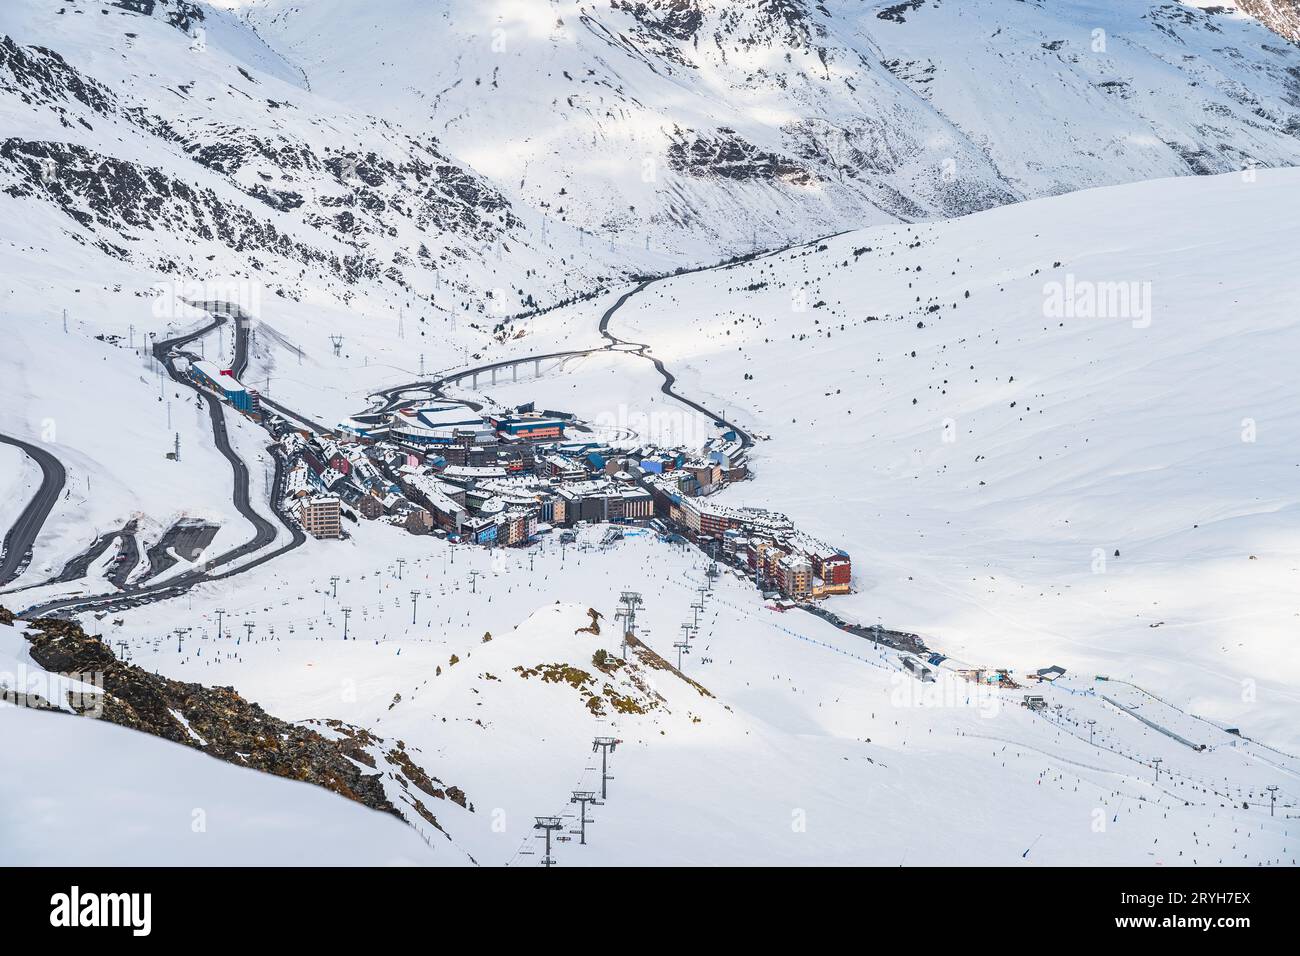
[
  {"xmin": 228, "ymin": 0, "xmax": 1300, "ymax": 254},
  {"xmin": 0, "ymin": 0, "xmax": 608, "ymax": 320}
]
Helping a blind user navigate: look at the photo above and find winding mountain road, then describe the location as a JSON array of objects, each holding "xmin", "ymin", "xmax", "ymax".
[
  {"xmin": 0, "ymin": 432, "xmax": 67, "ymax": 587},
  {"xmin": 364, "ymin": 271, "xmax": 756, "ymax": 450},
  {"xmin": 18, "ymin": 311, "xmax": 305, "ymax": 618},
  {"xmin": 6, "ymin": 235, "xmax": 829, "ymax": 617}
]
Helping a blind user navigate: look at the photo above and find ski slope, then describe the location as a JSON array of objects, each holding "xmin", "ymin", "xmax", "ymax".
[
  {"xmin": 0, "ymin": 615, "xmax": 448, "ymax": 866},
  {"xmin": 75, "ymin": 522, "xmax": 1298, "ymax": 866},
  {"xmin": 523, "ymin": 169, "xmax": 1300, "ymax": 747}
]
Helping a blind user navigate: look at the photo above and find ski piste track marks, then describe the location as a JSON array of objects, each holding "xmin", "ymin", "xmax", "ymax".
[
  {"xmin": 0, "ymin": 432, "xmax": 67, "ymax": 586},
  {"xmin": 16, "ymin": 312, "xmax": 306, "ymax": 618}
]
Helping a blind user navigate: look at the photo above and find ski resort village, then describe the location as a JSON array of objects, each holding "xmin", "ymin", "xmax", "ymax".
[
  {"xmin": 1, "ymin": 0, "xmax": 1298, "ymax": 878},
  {"xmin": 183, "ymin": 343, "xmax": 851, "ymax": 603}
]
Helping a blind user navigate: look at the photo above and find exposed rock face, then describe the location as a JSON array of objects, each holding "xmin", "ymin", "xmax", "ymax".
[
  {"xmin": 0, "ymin": 27, "xmax": 525, "ymax": 308},
  {"xmin": 876, "ymin": 0, "xmax": 926, "ymax": 24},
  {"xmin": 612, "ymin": 0, "xmax": 704, "ymax": 42},
  {"xmin": 1238, "ymin": 0, "xmax": 1300, "ymax": 44},
  {"xmin": 12, "ymin": 611, "xmax": 470, "ymax": 835},
  {"xmin": 667, "ymin": 127, "xmax": 814, "ymax": 185},
  {"xmin": 108, "ymin": 0, "xmax": 206, "ymax": 34}
]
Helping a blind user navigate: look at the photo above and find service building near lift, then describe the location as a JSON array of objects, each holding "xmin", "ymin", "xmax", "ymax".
[{"xmin": 188, "ymin": 358, "xmax": 261, "ymax": 416}]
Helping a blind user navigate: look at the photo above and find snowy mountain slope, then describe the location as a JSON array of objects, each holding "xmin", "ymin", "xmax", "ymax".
[
  {"xmin": 855, "ymin": 0, "xmax": 1300, "ymax": 193},
  {"xmin": 90, "ymin": 524, "xmax": 1298, "ymax": 865},
  {"xmin": 4, "ymin": 0, "xmax": 1298, "ymax": 333},
  {"xmin": 0, "ymin": 703, "xmax": 443, "ymax": 865},
  {"xmin": 0, "ymin": 613, "xmax": 460, "ymax": 865},
  {"xmin": 2, "ymin": 0, "xmax": 1298, "ymax": 869},
  {"xmin": 0, "ymin": 0, "xmax": 618, "ymax": 322},
  {"xmin": 0, "ymin": 276, "xmax": 267, "ymax": 586},
  {"xmin": 227, "ymin": 0, "xmax": 1300, "ymax": 255},
  {"xmin": 521, "ymin": 169, "xmax": 1300, "ymax": 747}
]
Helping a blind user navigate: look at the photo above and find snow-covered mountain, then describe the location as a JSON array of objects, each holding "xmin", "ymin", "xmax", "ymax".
[
  {"xmin": 3, "ymin": 0, "xmax": 1299, "ymax": 868},
  {"xmin": 0, "ymin": 0, "xmax": 617, "ymax": 326},
  {"xmin": 1190, "ymin": 0, "xmax": 1300, "ymax": 44},
  {"xmin": 495, "ymin": 166, "xmax": 1300, "ymax": 749},
  {"xmin": 4, "ymin": 0, "xmax": 1300, "ymax": 327},
  {"xmin": 230, "ymin": 0, "xmax": 1300, "ymax": 250}
]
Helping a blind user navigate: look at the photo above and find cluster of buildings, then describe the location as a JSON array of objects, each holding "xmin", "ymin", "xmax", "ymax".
[
  {"xmin": 184, "ymin": 367, "xmax": 854, "ymax": 601},
  {"xmin": 649, "ymin": 491, "xmax": 852, "ymax": 599}
]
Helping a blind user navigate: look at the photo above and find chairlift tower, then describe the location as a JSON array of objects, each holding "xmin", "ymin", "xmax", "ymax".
[
  {"xmin": 615, "ymin": 590, "xmax": 643, "ymax": 660},
  {"xmin": 570, "ymin": 791, "xmax": 602, "ymax": 845},
  {"xmin": 592, "ymin": 737, "xmax": 620, "ymax": 799},
  {"xmin": 534, "ymin": 816, "xmax": 564, "ymax": 867},
  {"xmin": 674, "ymin": 640, "xmax": 691, "ymax": 671}
]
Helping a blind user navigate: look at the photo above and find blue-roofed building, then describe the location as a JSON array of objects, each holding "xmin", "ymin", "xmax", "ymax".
[{"xmin": 191, "ymin": 359, "xmax": 259, "ymax": 414}]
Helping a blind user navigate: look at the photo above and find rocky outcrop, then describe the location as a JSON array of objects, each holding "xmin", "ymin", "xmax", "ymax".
[
  {"xmin": 108, "ymin": 1, "xmax": 206, "ymax": 35},
  {"xmin": 0, "ymin": 28, "xmax": 527, "ymax": 309},
  {"xmin": 11, "ymin": 611, "xmax": 470, "ymax": 834},
  {"xmin": 1238, "ymin": 0, "xmax": 1300, "ymax": 45},
  {"xmin": 612, "ymin": 0, "xmax": 704, "ymax": 41},
  {"xmin": 667, "ymin": 127, "xmax": 814, "ymax": 185}
]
